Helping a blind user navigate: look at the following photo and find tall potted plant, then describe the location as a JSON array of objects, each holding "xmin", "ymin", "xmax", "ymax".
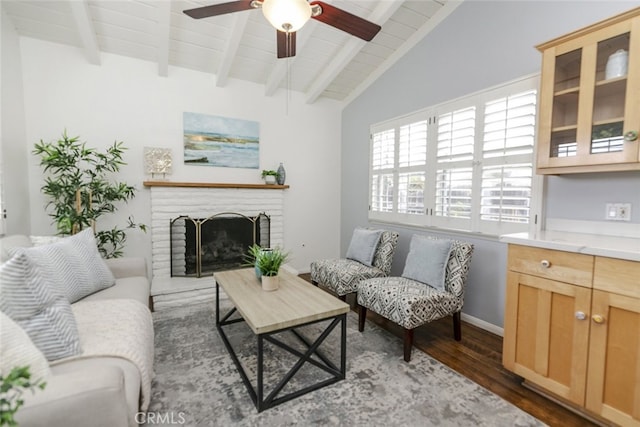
[{"xmin": 33, "ymin": 130, "xmax": 146, "ymax": 258}]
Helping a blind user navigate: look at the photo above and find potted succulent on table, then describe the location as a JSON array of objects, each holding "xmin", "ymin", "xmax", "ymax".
[
  {"xmin": 246, "ymin": 244, "xmax": 289, "ymax": 291},
  {"xmin": 261, "ymin": 170, "xmax": 278, "ymax": 185}
]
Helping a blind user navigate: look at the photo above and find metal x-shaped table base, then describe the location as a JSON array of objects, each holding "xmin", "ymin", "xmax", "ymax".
[{"xmin": 216, "ymin": 289, "xmax": 347, "ymax": 412}]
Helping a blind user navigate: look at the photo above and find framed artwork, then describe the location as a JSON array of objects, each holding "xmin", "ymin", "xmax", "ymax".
[{"xmin": 183, "ymin": 112, "xmax": 259, "ymax": 169}]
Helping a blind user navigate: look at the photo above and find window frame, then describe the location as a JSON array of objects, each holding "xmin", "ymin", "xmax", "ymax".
[{"xmin": 368, "ymin": 74, "xmax": 543, "ymax": 237}]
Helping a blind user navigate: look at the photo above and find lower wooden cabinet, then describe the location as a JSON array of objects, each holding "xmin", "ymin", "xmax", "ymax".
[{"xmin": 503, "ymin": 244, "xmax": 640, "ymax": 426}]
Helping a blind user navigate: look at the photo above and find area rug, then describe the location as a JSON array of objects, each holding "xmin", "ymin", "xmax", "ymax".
[{"xmin": 147, "ymin": 301, "xmax": 545, "ymax": 427}]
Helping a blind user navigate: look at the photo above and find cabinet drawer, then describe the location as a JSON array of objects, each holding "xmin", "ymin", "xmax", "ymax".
[
  {"xmin": 594, "ymin": 257, "xmax": 640, "ymax": 298},
  {"xmin": 507, "ymin": 245, "xmax": 594, "ymax": 287}
]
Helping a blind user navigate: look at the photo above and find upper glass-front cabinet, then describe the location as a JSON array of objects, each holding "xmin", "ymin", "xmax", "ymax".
[{"xmin": 536, "ymin": 8, "xmax": 640, "ymax": 174}]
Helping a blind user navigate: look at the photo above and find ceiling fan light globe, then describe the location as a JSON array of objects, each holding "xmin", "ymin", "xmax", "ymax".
[{"xmin": 262, "ymin": 0, "xmax": 311, "ymax": 32}]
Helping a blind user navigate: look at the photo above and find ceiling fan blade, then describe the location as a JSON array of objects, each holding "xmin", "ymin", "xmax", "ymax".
[
  {"xmin": 183, "ymin": 1, "xmax": 254, "ymax": 19},
  {"xmin": 310, "ymin": 1, "xmax": 381, "ymax": 42},
  {"xmin": 277, "ymin": 30, "xmax": 296, "ymax": 59}
]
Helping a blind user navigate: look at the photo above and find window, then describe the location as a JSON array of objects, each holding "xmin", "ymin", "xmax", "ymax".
[{"xmin": 369, "ymin": 75, "xmax": 540, "ymax": 235}]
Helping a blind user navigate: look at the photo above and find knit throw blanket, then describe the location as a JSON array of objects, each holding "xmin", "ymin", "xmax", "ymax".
[{"xmin": 54, "ymin": 299, "xmax": 155, "ymax": 411}]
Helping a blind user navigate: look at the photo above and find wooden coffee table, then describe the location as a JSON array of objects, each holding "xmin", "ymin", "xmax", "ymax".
[{"xmin": 214, "ymin": 268, "xmax": 350, "ymax": 412}]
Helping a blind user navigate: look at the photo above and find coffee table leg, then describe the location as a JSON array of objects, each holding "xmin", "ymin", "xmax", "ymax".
[
  {"xmin": 257, "ymin": 335, "xmax": 264, "ymax": 412},
  {"xmin": 340, "ymin": 313, "xmax": 347, "ymax": 378},
  {"xmin": 215, "ymin": 282, "xmax": 220, "ymax": 325}
]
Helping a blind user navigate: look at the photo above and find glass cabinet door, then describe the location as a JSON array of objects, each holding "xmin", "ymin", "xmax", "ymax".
[
  {"xmin": 590, "ymin": 33, "xmax": 629, "ymax": 155},
  {"xmin": 536, "ymin": 10, "xmax": 640, "ymax": 173}
]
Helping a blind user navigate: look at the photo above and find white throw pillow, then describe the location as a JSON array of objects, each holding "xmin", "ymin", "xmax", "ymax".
[
  {"xmin": 13, "ymin": 229, "xmax": 115, "ymax": 303},
  {"xmin": 346, "ymin": 228, "xmax": 383, "ymax": 267},
  {"xmin": 0, "ymin": 311, "xmax": 51, "ymax": 381},
  {"xmin": 401, "ymin": 235, "xmax": 452, "ymax": 291},
  {"xmin": 0, "ymin": 253, "xmax": 82, "ymax": 361}
]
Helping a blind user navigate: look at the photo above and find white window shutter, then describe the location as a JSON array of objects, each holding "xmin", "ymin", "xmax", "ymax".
[{"xmin": 481, "ymin": 90, "xmax": 537, "ymax": 229}]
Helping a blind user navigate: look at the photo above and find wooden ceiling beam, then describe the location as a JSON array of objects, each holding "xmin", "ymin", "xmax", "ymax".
[
  {"xmin": 217, "ymin": 13, "xmax": 250, "ymax": 87},
  {"xmin": 342, "ymin": 0, "xmax": 463, "ymax": 105},
  {"xmin": 304, "ymin": 0, "xmax": 404, "ymax": 104},
  {"xmin": 69, "ymin": 0, "xmax": 101, "ymax": 65},
  {"xmin": 157, "ymin": 0, "xmax": 172, "ymax": 77}
]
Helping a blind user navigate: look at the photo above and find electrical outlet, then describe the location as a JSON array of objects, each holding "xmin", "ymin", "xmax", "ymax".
[{"xmin": 605, "ymin": 203, "xmax": 632, "ymax": 221}]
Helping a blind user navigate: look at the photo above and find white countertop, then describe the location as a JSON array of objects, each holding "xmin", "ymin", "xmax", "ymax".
[{"xmin": 500, "ymin": 230, "xmax": 640, "ymax": 262}]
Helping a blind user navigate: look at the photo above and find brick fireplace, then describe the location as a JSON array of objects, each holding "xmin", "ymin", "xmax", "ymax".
[{"xmin": 145, "ymin": 181, "xmax": 288, "ymax": 308}]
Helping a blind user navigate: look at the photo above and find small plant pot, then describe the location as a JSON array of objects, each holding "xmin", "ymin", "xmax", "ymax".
[
  {"xmin": 261, "ymin": 275, "xmax": 279, "ymax": 291},
  {"xmin": 264, "ymin": 175, "xmax": 277, "ymax": 185}
]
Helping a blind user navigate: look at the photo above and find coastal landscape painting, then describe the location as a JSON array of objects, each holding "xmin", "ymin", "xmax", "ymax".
[{"xmin": 183, "ymin": 112, "xmax": 259, "ymax": 169}]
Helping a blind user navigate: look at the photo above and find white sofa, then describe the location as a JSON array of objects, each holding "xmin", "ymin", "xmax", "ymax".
[{"xmin": 0, "ymin": 233, "xmax": 153, "ymax": 427}]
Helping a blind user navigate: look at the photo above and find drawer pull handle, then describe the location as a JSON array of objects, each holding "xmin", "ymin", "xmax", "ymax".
[
  {"xmin": 592, "ymin": 315, "xmax": 605, "ymax": 324},
  {"xmin": 575, "ymin": 311, "xmax": 587, "ymax": 320},
  {"xmin": 540, "ymin": 260, "xmax": 551, "ymax": 268}
]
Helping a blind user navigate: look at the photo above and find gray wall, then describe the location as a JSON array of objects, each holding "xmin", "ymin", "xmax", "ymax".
[{"xmin": 342, "ymin": 1, "xmax": 640, "ymax": 328}]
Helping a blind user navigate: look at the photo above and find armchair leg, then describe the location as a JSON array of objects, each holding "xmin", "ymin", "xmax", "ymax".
[
  {"xmin": 453, "ymin": 311, "xmax": 462, "ymax": 341},
  {"xmin": 358, "ymin": 306, "xmax": 367, "ymax": 332},
  {"xmin": 403, "ymin": 328, "xmax": 413, "ymax": 362}
]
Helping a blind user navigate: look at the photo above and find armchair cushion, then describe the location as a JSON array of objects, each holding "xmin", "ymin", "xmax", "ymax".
[
  {"xmin": 346, "ymin": 228, "xmax": 383, "ymax": 267},
  {"xmin": 310, "ymin": 258, "xmax": 385, "ymax": 296},
  {"xmin": 358, "ymin": 277, "xmax": 459, "ymax": 329},
  {"xmin": 402, "ymin": 236, "xmax": 452, "ymax": 291}
]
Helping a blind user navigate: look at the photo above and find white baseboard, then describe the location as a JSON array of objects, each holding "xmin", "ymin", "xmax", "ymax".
[{"xmin": 461, "ymin": 313, "xmax": 504, "ymax": 337}]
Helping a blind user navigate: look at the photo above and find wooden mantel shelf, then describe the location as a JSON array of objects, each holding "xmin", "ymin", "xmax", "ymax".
[{"xmin": 143, "ymin": 181, "xmax": 289, "ymax": 190}]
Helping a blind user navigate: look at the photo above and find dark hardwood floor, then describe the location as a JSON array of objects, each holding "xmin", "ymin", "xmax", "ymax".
[{"xmin": 299, "ymin": 274, "xmax": 596, "ymax": 427}]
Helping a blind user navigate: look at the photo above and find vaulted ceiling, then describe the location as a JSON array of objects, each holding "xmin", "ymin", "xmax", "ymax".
[{"xmin": 3, "ymin": 0, "xmax": 460, "ymax": 104}]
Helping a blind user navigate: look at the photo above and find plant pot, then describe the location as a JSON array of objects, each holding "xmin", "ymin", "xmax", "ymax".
[
  {"xmin": 264, "ymin": 175, "xmax": 277, "ymax": 185},
  {"xmin": 261, "ymin": 275, "xmax": 279, "ymax": 291}
]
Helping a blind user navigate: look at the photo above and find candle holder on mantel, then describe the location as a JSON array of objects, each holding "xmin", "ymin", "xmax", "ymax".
[{"xmin": 144, "ymin": 147, "xmax": 172, "ymax": 180}]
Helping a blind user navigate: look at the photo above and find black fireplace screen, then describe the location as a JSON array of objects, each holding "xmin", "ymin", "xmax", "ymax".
[{"xmin": 170, "ymin": 212, "xmax": 270, "ymax": 277}]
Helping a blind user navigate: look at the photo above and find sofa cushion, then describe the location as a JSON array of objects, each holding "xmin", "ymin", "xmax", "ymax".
[
  {"xmin": 13, "ymin": 229, "xmax": 116, "ymax": 303},
  {"xmin": 0, "ymin": 253, "xmax": 82, "ymax": 361},
  {"xmin": 81, "ymin": 276, "xmax": 150, "ymax": 307},
  {"xmin": 16, "ymin": 364, "xmax": 131, "ymax": 427},
  {"xmin": 0, "ymin": 311, "xmax": 51, "ymax": 381}
]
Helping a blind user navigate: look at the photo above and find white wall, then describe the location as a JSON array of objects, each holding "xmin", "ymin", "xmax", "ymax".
[
  {"xmin": 17, "ymin": 37, "xmax": 342, "ymax": 273},
  {"xmin": 1, "ymin": 10, "xmax": 31, "ymax": 234}
]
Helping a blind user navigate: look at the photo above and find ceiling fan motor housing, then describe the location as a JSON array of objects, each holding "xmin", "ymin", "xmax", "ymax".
[{"xmin": 262, "ymin": 0, "xmax": 312, "ymax": 32}]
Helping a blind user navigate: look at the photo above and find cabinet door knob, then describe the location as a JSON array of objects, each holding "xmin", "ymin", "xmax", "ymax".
[
  {"xmin": 592, "ymin": 314, "xmax": 605, "ymax": 324},
  {"xmin": 540, "ymin": 260, "xmax": 551, "ymax": 268},
  {"xmin": 624, "ymin": 130, "xmax": 638, "ymax": 141},
  {"xmin": 575, "ymin": 311, "xmax": 587, "ymax": 320}
]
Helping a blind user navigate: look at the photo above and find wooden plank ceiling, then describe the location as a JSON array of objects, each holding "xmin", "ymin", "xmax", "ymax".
[{"xmin": 2, "ymin": 0, "xmax": 459, "ymax": 104}]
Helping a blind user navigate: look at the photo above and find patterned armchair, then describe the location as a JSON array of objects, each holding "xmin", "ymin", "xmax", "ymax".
[
  {"xmin": 357, "ymin": 238, "xmax": 474, "ymax": 362},
  {"xmin": 310, "ymin": 230, "xmax": 399, "ymax": 301}
]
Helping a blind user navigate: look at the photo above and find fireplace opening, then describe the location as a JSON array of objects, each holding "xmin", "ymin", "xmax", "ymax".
[{"xmin": 170, "ymin": 212, "xmax": 270, "ymax": 277}]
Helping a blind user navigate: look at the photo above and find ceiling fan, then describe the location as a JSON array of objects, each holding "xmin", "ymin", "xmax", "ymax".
[{"xmin": 183, "ymin": 0, "xmax": 382, "ymax": 59}]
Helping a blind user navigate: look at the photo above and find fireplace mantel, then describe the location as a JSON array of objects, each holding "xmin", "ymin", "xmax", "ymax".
[{"xmin": 143, "ymin": 181, "xmax": 289, "ymax": 190}]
